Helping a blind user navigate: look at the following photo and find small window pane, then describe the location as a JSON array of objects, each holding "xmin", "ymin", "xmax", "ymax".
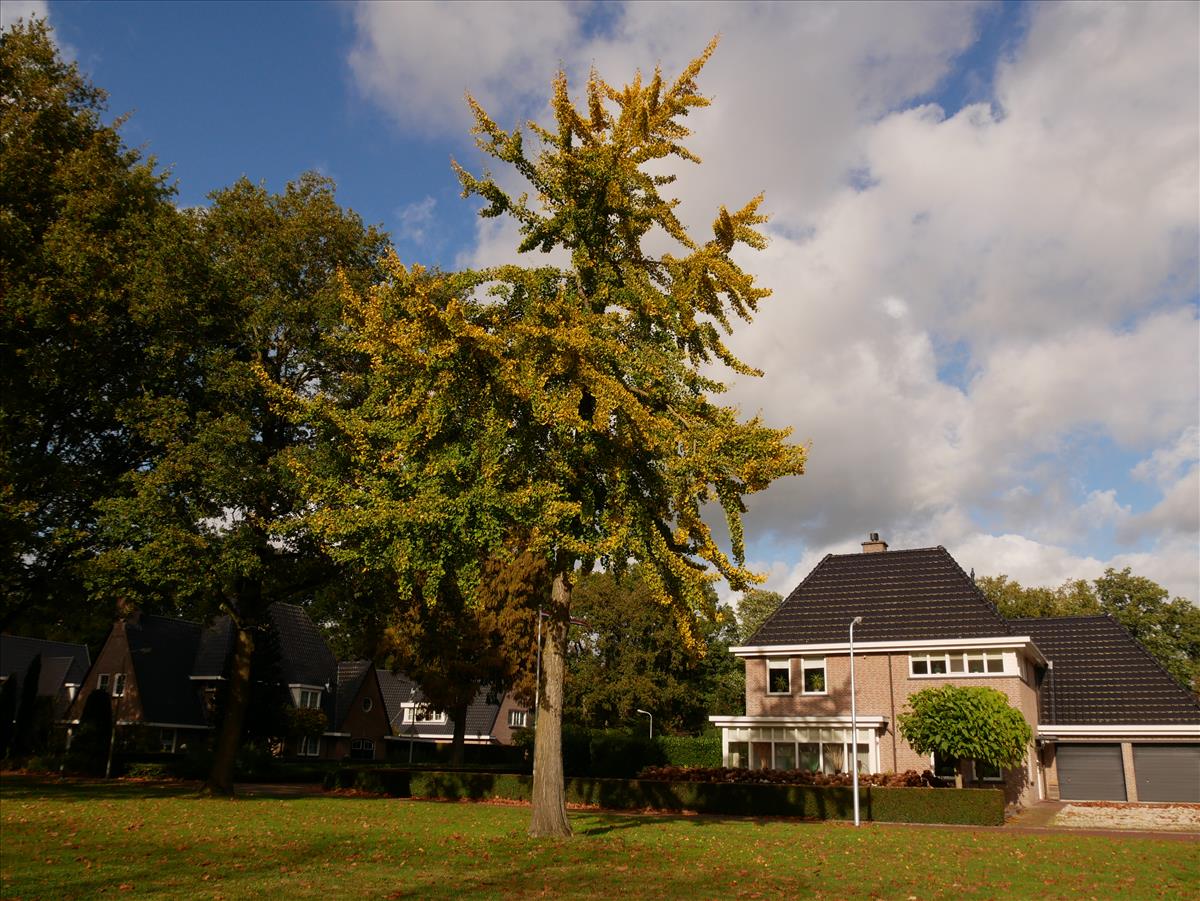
[
  {"xmin": 823, "ymin": 742, "xmax": 845, "ymax": 774},
  {"xmin": 802, "ymin": 662, "xmax": 826, "ymax": 693},
  {"xmin": 774, "ymin": 743, "xmax": 796, "ymax": 771},
  {"xmin": 912, "ymin": 658, "xmax": 928, "ymax": 675},
  {"xmin": 949, "ymin": 656, "xmax": 965, "ymax": 673},
  {"xmin": 751, "ymin": 742, "xmax": 773, "ymax": 770},
  {"xmin": 967, "ymin": 655, "xmax": 985, "ymax": 673},
  {"xmin": 929, "ymin": 657, "xmax": 948, "ymax": 674},
  {"xmin": 728, "ymin": 742, "xmax": 749, "ymax": 768},
  {"xmin": 986, "ymin": 654, "xmax": 1004, "ymax": 673},
  {"xmin": 934, "ymin": 752, "xmax": 958, "ymax": 778},
  {"xmin": 768, "ymin": 662, "xmax": 791, "ymax": 694},
  {"xmin": 798, "ymin": 743, "xmax": 820, "ymax": 772},
  {"xmin": 855, "ymin": 743, "xmax": 870, "ymax": 774},
  {"xmin": 976, "ymin": 759, "xmax": 1002, "ymax": 781}
]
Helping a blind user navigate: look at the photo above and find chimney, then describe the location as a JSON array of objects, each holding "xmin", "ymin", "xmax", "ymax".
[{"xmin": 861, "ymin": 532, "xmax": 888, "ymax": 553}]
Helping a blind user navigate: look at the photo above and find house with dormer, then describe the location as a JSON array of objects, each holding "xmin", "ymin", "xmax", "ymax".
[{"xmin": 710, "ymin": 534, "xmax": 1200, "ymax": 804}]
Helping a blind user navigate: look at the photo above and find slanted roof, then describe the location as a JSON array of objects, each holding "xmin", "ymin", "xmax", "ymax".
[
  {"xmin": 1012, "ymin": 615, "xmax": 1200, "ymax": 726},
  {"xmin": 0, "ymin": 635, "xmax": 91, "ymax": 688},
  {"xmin": 749, "ymin": 546, "xmax": 1012, "ymax": 646},
  {"xmin": 375, "ymin": 670, "xmax": 501, "ymax": 740},
  {"xmin": 269, "ymin": 603, "xmax": 336, "ymax": 688},
  {"xmin": 191, "ymin": 617, "xmax": 234, "ymax": 679},
  {"xmin": 334, "ymin": 660, "xmax": 372, "ymax": 730},
  {"xmin": 124, "ymin": 615, "xmax": 206, "ymax": 727}
]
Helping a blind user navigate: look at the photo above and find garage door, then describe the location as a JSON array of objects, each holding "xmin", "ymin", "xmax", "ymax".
[
  {"xmin": 1057, "ymin": 744, "xmax": 1126, "ymax": 801},
  {"xmin": 1134, "ymin": 744, "xmax": 1200, "ymax": 803}
]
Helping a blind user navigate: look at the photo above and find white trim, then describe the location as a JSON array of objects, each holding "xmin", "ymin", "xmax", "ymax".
[
  {"xmin": 287, "ymin": 683, "xmax": 326, "ymax": 690},
  {"xmin": 1039, "ymin": 724, "xmax": 1200, "ymax": 739},
  {"xmin": 125, "ymin": 721, "xmax": 212, "ymax": 730},
  {"xmin": 384, "ymin": 732, "xmax": 494, "ymax": 742},
  {"xmin": 322, "ymin": 731, "xmax": 351, "ymax": 737},
  {"xmin": 732, "ymin": 635, "xmax": 1048, "ymax": 666},
  {"xmin": 710, "ymin": 715, "xmax": 889, "ymax": 729},
  {"xmin": 188, "ymin": 675, "xmax": 226, "ymax": 681},
  {"xmin": 766, "ymin": 658, "xmax": 791, "ymax": 695}
]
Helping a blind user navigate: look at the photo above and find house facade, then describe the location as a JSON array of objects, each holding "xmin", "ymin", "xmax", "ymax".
[
  {"xmin": 711, "ymin": 536, "xmax": 1200, "ymax": 805},
  {"xmin": 66, "ymin": 604, "xmax": 391, "ymax": 760},
  {"xmin": 376, "ymin": 669, "xmax": 531, "ymax": 753}
]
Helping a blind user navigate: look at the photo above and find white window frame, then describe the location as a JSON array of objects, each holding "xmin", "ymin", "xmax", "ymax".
[
  {"xmin": 299, "ymin": 735, "xmax": 320, "ymax": 757},
  {"xmin": 400, "ymin": 703, "xmax": 447, "ymax": 725},
  {"xmin": 298, "ymin": 688, "xmax": 322, "ymax": 709},
  {"xmin": 159, "ymin": 728, "xmax": 177, "ymax": 754},
  {"xmin": 974, "ymin": 759, "xmax": 1003, "ymax": 782},
  {"xmin": 766, "ymin": 658, "xmax": 791, "ymax": 695},
  {"xmin": 910, "ymin": 650, "xmax": 1008, "ymax": 678},
  {"xmin": 112, "ymin": 673, "xmax": 126, "ymax": 697},
  {"xmin": 801, "ymin": 657, "xmax": 827, "ymax": 695},
  {"xmin": 97, "ymin": 673, "xmax": 110, "ymax": 693},
  {"xmin": 508, "ymin": 710, "xmax": 529, "ymax": 728}
]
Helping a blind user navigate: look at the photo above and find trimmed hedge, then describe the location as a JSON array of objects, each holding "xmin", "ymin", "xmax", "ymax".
[
  {"xmin": 326, "ymin": 768, "xmax": 1004, "ymax": 826},
  {"xmin": 657, "ymin": 734, "xmax": 721, "ymax": 768}
]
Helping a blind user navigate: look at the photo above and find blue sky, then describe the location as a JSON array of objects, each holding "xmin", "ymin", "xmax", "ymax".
[{"xmin": 8, "ymin": 1, "xmax": 1198, "ymax": 601}]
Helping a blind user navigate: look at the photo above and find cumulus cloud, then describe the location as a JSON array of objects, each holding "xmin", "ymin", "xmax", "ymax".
[
  {"xmin": 348, "ymin": 1, "xmax": 1200, "ymax": 601},
  {"xmin": 1, "ymin": 0, "xmax": 49, "ymax": 30}
]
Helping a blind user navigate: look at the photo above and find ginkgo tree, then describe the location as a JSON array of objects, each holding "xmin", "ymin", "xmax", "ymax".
[{"xmin": 282, "ymin": 40, "xmax": 805, "ymax": 838}]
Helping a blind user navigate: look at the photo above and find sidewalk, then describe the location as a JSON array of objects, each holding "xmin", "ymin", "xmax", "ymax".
[{"xmin": 1001, "ymin": 800, "xmax": 1200, "ymax": 841}]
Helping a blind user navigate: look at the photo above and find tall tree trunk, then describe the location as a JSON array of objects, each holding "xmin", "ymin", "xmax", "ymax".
[
  {"xmin": 205, "ymin": 624, "xmax": 254, "ymax": 796},
  {"xmin": 450, "ymin": 700, "xmax": 468, "ymax": 766},
  {"xmin": 529, "ymin": 570, "xmax": 572, "ymax": 838}
]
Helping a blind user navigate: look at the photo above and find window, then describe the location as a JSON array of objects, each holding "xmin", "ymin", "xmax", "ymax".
[
  {"xmin": 350, "ymin": 738, "xmax": 375, "ymax": 761},
  {"xmin": 159, "ymin": 728, "xmax": 177, "ymax": 754},
  {"xmin": 727, "ymin": 742, "xmax": 749, "ymax": 768},
  {"xmin": 933, "ymin": 752, "xmax": 958, "ymax": 780},
  {"xmin": 299, "ymin": 735, "xmax": 320, "ymax": 757},
  {"xmin": 911, "ymin": 650, "xmax": 1006, "ymax": 677},
  {"xmin": 774, "ymin": 743, "xmax": 796, "ymax": 771},
  {"xmin": 97, "ymin": 673, "xmax": 110, "ymax": 692},
  {"xmin": 767, "ymin": 659, "xmax": 791, "ymax": 694},
  {"xmin": 298, "ymin": 688, "xmax": 321, "ymax": 709},
  {"xmin": 112, "ymin": 673, "xmax": 126, "ymax": 697},
  {"xmin": 400, "ymin": 704, "xmax": 447, "ymax": 725},
  {"xmin": 798, "ymin": 742, "xmax": 821, "ymax": 772},
  {"xmin": 801, "ymin": 658, "xmax": 826, "ymax": 694},
  {"xmin": 974, "ymin": 760, "xmax": 1002, "ymax": 782},
  {"xmin": 361, "ymin": 697, "xmax": 373, "ymax": 713},
  {"xmin": 508, "ymin": 709, "xmax": 529, "ymax": 728}
]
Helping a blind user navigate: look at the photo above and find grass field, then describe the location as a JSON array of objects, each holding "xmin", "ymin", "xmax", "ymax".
[{"xmin": 1, "ymin": 777, "xmax": 1196, "ymax": 899}]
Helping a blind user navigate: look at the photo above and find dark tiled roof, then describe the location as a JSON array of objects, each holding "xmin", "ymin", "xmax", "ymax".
[
  {"xmin": 124, "ymin": 615, "xmax": 205, "ymax": 727},
  {"xmin": 1012, "ymin": 615, "xmax": 1200, "ymax": 726},
  {"xmin": 0, "ymin": 635, "xmax": 91, "ymax": 687},
  {"xmin": 191, "ymin": 617, "xmax": 234, "ymax": 678},
  {"xmin": 749, "ymin": 547, "xmax": 1012, "ymax": 645},
  {"xmin": 375, "ymin": 670, "xmax": 501, "ymax": 739},
  {"xmin": 268, "ymin": 604, "xmax": 337, "ymax": 688},
  {"xmin": 0, "ymin": 635, "xmax": 91, "ymax": 719},
  {"xmin": 334, "ymin": 660, "xmax": 372, "ymax": 730}
]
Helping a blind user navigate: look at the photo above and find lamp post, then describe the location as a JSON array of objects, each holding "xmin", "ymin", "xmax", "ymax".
[
  {"xmin": 849, "ymin": 615, "xmax": 864, "ymax": 827},
  {"xmin": 636, "ymin": 709, "xmax": 653, "ymax": 739}
]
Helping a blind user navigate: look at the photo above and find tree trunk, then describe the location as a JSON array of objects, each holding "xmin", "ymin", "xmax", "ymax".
[
  {"xmin": 450, "ymin": 700, "xmax": 468, "ymax": 766},
  {"xmin": 205, "ymin": 624, "xmax": 254, "ymax": 796},
  {"xmin": 529, "ymin": 570, "xmax": 572, "ymax": 838}
]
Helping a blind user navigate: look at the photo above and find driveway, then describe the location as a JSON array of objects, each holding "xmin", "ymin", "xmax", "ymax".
[{"xmin": 1010, "ymin": 800, "xmax": 1200, "ymax": 835}]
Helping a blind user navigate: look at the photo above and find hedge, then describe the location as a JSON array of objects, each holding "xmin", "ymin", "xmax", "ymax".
[
  {"xmin": 325, "ymin": 768, "xmax": 1004, "ymax": 826},
  {"xmin": 657, "ymin": 734, "xmax": 721, "ymax": 768}
]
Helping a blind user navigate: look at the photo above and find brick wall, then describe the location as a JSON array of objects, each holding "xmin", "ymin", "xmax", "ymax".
[{"xmin": 743, "ymin": 650, "xmax": 1042, "ymax": 804}]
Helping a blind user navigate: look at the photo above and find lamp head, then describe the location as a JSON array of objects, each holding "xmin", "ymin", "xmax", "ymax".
[{"xmin": 851, "ymin": 616, "xmax": 863, "ymax": 626}]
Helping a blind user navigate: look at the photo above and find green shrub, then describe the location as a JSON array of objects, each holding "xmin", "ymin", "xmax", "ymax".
[
  {"xmin": 125, "ymin": 762, "xmax": 172, "ymax": 779},
  {"xmin": 588, "ymin": 731, "xmax": 664, "ymax": 778},
  {"xmin": 328, "ymin": 767, "xmax": 1003, "ymax": 825},
  {"xmin": 656, "ymin": 734, "xmax": 721, "ymax": 768}
]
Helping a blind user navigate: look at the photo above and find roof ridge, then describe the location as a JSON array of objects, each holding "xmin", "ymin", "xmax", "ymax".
[{"xmin": 825, "ymin": 545, "xmax": 946, "ymax": 558}]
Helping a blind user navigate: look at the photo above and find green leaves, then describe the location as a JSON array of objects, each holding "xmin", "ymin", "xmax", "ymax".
[{"xmin": 897, "ymin": 685, "xmax": 1033, "ymax": 770}]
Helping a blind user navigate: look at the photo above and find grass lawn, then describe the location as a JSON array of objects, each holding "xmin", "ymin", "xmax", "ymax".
[{"xmin": 1, "ymin": 777, "xmax": 1196, "ymax": 899}]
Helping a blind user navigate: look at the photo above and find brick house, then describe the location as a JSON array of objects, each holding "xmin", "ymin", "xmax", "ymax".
[
  {"xmin": 0, "ymin": 635, "xmax": 91, "ymax": 732},
  {"xmin": 376, "ymin": 670, "xmax": 531, "ymax": 754},
  {"xmin": 66, "ymin": 604, "xmax": 391, "ymax": 760},
  {"xmin": 710, "ymin": 535, "xmax": 1200, "ymax": 804}
]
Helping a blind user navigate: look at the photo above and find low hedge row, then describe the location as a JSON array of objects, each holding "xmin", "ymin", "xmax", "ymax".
[{"xmin": 325, "ymin": 768, "xmax": 1004, "ymax": 826}]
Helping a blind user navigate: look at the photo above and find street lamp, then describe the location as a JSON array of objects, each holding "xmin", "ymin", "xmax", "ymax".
[
  {"xmin": 636, "ymin": 709, "xmax": 653, "ymax": 739},
  {"xmin": 849, "ymin": 615, "xmax": 864, "ymax": 827}
]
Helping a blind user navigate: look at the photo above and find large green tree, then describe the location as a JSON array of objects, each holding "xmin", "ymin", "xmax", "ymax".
[
  {"xmin": 735, "ymin": 588, "xmax": 784, "ymax": 644},
  {"xmin": 979, "ymin": 569, "xmax": 1200, "ymax": 692},
  {"xmin": 1, "ymin": 20, "xmax": 196, "ymax": 645},
  {"xmin": 92, "ymin": 174, "xmax": 388, "ymax": 793},
  {"xmin": 565, "ymin": 567, "xmax": 741, "ymax": 734},
  {"xmin": 284, "ymin": 42, "xmax": 806, "ymax": 837}
]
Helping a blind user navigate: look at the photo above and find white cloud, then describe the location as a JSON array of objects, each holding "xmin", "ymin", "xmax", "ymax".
[
  {"xmin": 394, "ymin": 195, "xmax": 437, "ymax": 245},
  {"xmin": 349, "ymin": 1, "xmax": 1200, "ymax": 602},
  {"xmin": 1, "ymin": 0, "xmax": 48, "ymax": 31}
]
